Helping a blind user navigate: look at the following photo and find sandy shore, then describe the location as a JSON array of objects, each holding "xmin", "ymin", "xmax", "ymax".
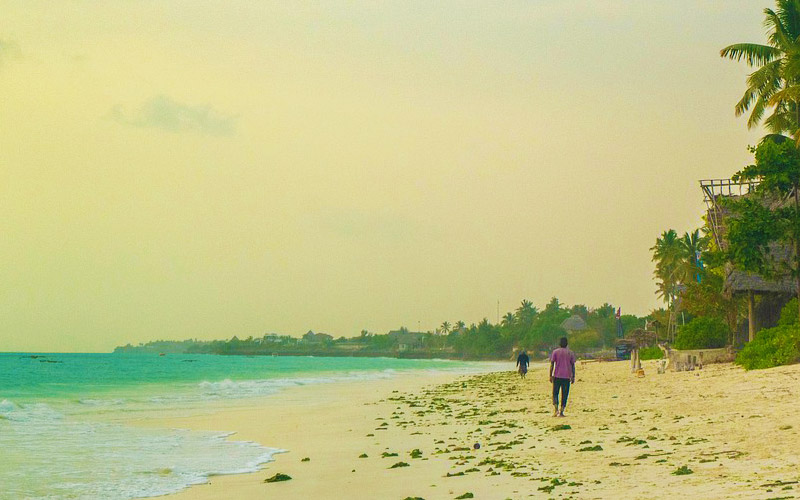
[{"xmin": 150, "ymin": 360, "xmax": 800, "ymax": 499}]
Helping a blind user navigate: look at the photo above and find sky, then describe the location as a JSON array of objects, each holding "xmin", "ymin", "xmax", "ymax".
[{"xmin": 0, "ymin": 1, "xmax": 771, "ymax": 352}]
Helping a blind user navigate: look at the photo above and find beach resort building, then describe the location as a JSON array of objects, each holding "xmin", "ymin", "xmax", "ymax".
[{"xmin": 700, "ymin": 178, "xmax": 795, "ymax": 341}]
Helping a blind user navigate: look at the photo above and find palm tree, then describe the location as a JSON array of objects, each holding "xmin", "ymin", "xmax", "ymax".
[
  {"xmin": 501, "ymin": 312, "xmax": 515, "ymax": 328},
  {"xmin": 454, "ymin": 321, "xmax": 466, "ymax": 333},
  {"xmin": 439, "ymin": 321, "xmax": 451, "ymax": 335},
  {"xmin": 721, "ymin": 1, "xmax": 800, "ymax": 139},
  {"xmin": 515, "ymin": 300, "xmax": 538, "ymax": 326},
  {"xmin": 651, "ymin": 229, "xmax": 682, "ymax": 305},
  {"xmin": 679, "ymin": 229, "xmax": 706, "ymax": 283}
]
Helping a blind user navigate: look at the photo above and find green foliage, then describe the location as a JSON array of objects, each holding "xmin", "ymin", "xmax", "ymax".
[
  {"xmin": 638, "ymin": 346, "xmax": 664, "ymax": 360},
  {"xmin": 721, "ymin": 1, "xmax": 800, "ymax": 135},
  {"xmin": 568, "ymin": 330, "xmax": 603, "ymax": 353},
  {"xmin": 651, "ymin": 229, "xmax": 707, "ymax": 307},
  {"xmin": 735, "ymin": 324, "xmax": 800, "ymax": 370},
  {"xmin": 674, "ymin": 317, "xmax": 729, "ymax": 350},
  {"xmin": 779, "ymin": 298, "xmax": 799, "ymax": 326},
  {"xmin": 726, "ymin": 139, "xmax": 800, "ymax": 293},
  {"xmin": 117, "ymin": 296, "xmax": 648, "ymax": 360},
  {"xmin": 680, "ymin": 271, "xmax": 743, "ymax": 335}
]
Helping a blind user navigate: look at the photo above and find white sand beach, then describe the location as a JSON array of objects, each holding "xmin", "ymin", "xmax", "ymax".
[{"xmin": 148, "ymin": 360, "xmax": 800, "ymax": 499}]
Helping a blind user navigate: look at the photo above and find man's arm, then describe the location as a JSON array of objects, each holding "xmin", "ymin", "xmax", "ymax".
[
  {"xmin": 549, "ymin": 360, "xmax": 554, "ymax": 383},
  {"xmin": 570, "ymin": 354, "xmax": 576, "ymax": 383}
]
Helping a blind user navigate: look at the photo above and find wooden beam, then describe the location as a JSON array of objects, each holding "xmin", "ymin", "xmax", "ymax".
[{"xmin": 748, "ymin": 291, "xmax": 756, "ymax": 342}]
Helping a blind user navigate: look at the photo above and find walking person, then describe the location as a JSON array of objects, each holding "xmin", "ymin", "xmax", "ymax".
[
  {"xmin": 549, "ymin": 337, "xmax": 576, "ymax": 417},
  {"xmin": 516, "ymin": 349, "xmax": 530, "ymax": 379}
]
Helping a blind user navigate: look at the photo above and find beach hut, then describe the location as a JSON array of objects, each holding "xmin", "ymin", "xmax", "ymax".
[
  {"xmin": 560, "ymin": 314, "xmax": 589, "ymax": 334},
  {"xmin": 700, "ymin": 179, "xmax": 795, "ymax": 341}
]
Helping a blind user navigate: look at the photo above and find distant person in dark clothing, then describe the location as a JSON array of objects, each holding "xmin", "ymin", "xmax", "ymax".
[
  {"xmin": 549, "ymin": 337, "xmax": 576, "ymax": 417},
  {"xmin": 516, "ymin": 350, "xmax": 530, "ymax": 379}
]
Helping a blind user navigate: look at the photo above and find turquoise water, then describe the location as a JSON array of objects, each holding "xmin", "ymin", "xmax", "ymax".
[{"xmin": 0, "ymin": 353, "xmax": 487, "ymax": 499}]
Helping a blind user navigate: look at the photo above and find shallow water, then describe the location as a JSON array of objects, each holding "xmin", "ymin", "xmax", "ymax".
[{"xmin": 0, "ymin": 353, "xmax": 488, "ymax": 499}]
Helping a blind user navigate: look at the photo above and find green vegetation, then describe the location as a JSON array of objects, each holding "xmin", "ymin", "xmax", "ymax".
[
  {"xmin": 674, "ymin": 317, "xmax": 729, "ymax": 350},
  {"xmin": 646, "ymin": 3, "xmax": 800, "ymax": 361},
  {"xmin": 779, "ymin": 298, "xmax": 799, "ymax": 326},
  {"xmin": 638, "ymin": 346, "xmax": 663, "ymax": 360},
  {"xmin": 651, "ymin": 229, "xmax": 706, "ymax": 309},
  {"xmin": 724, "ymin": 139, "xmax": 800, "ymax": 319},
  {"xmin": 115, "ymin": 296, "xmax": 649, "ymax": 360},
  {"xmin": 736, "ymin": 325, "xmax": 800, "ymax": 369},
  {"xmin": 737, "ymin": 298, "xmax": 800, "ymax": 370}
]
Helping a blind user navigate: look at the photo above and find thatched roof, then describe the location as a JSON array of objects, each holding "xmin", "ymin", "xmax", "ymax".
[
  {"xmin": 560, "ymin": 315, "xmax": 588, "ymax": 332},
  {"xmin": 725, "ymin": 269, "xmax": 795, "ymax": 295}
]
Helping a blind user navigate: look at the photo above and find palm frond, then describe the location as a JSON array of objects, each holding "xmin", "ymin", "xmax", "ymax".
[
  {"xmin": 720, "ymin": 43, "xmax": 781, "ymax": 65},
  {"xmin": 765, "ymin": 8, "xmax": 793, "ymax": 50},
  {"xmin": 748, "ymin": 95, "xmax": 769, "ymax": 128},
  {"xmin": 768, "ymin": 85, "xmax": 800, "ymax": 105}
]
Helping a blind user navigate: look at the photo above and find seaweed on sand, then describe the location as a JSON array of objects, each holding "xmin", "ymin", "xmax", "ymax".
[{"xmin": 264, "ymin": 473, "xmax": 292, "ymax": 483}]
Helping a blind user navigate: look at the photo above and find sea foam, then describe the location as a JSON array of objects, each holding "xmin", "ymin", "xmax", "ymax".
[{"xmin": 0, "ymin": 400, "xmax": 282, "ymax": 500}]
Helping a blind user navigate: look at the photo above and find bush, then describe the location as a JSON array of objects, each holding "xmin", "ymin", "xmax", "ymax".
[
  {"xmin": 778, "ymin": 298, "xmax": 799, "ymax": 326},
  {"xmin": 638, "ymin": 346, "xmax": 664, "ymax": 360},
  {"xmin": 674, "ymin": 317, "xmax": 728, "ymax": 350},
  {"xmin": 735, "ymin": 324, "xmax": 800, "ymax": 370},
  {"xmin": 568, "ymin": 330, "xmax": 603, "ymax": 353}
]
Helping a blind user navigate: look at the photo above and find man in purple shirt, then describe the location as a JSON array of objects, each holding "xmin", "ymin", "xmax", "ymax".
[{"xmin": 549, "ymin": 337, "xmax": 576, "ymax": 417}]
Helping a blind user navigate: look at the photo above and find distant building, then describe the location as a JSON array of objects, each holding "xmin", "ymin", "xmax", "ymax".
[
  {"xmin": 560, "ymin": 314, "xmax": 589, "ymax": 334},
  {"xmin": 302, "ymin": 331, "xmax": 334, "ymax": 343},
  {"xmin": 387, "ymin": 330, "xmax": 426, "ymax": 351}
]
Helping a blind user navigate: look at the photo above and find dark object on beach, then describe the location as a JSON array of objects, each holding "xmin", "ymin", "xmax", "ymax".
[
  {"xmin": 381, "ymin": 452, "xmax": 398, "ymax": 458},
  {"xmin": 402, "ymin": 497, "xmax": 425, "ymax": 500},
  {"xmin": 301, "ymin": 457, "xmax": 310, "ymax": 462},
  {"xmin": 389, "ymin": 461, "xmax": 410, "ymax": 468},
  {"xmin": 264, "ymin": 473, "xmax": 292, "ymax": 483},
  {"xmin": 672, "ymin": 466, "xmax": 693, "ymax": 475},
  {"xmin": 455, "ymin": 493, "xmax": 474, "ymax": 499},
  {"xmin": 358, "ymin": 453, "xmax": 368, "ymax": 458},
  {"xmin": 473, "ymin": 443, "xmax": 480, "ymax": 450},
  {"xmin": 550, "ymin": 424, "xmax": 571, "ymax": 431},
  {"xmin": 579, "ymin": 445, "xmax": 603, "ymax": 452},
  {"xmin": 409, "ymin": 449, "xmax": 422, "ymax": 459}
]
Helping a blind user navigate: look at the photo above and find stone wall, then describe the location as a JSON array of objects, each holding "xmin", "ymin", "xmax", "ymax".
[{"xmin": 659, "ymin": 346, "xmax": 735, "ymax": 372}]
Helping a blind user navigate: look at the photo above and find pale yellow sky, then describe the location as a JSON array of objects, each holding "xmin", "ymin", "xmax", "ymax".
[{"xmin": 0, "ymin": 1, "xmax": 768, "ymax": 352}]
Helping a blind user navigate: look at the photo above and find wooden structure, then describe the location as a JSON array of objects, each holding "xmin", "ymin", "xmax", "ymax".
[{"xmin": 700, "ymin": 179, "xmax": 794, "ymax": 341}]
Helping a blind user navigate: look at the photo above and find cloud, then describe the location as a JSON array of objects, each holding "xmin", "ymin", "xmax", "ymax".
[
  {"xmin": 108, "ymin": 95, "xmax": 238, "ymax": 136},
  {"xmin": 0, "ymin": 39, "xmax": 21, "ymax": 68}
]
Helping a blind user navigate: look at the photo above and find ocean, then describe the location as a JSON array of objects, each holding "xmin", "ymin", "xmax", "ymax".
[{"xmin": 0, "ymin": 353, "xmax": 491, "ymax": 499}]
